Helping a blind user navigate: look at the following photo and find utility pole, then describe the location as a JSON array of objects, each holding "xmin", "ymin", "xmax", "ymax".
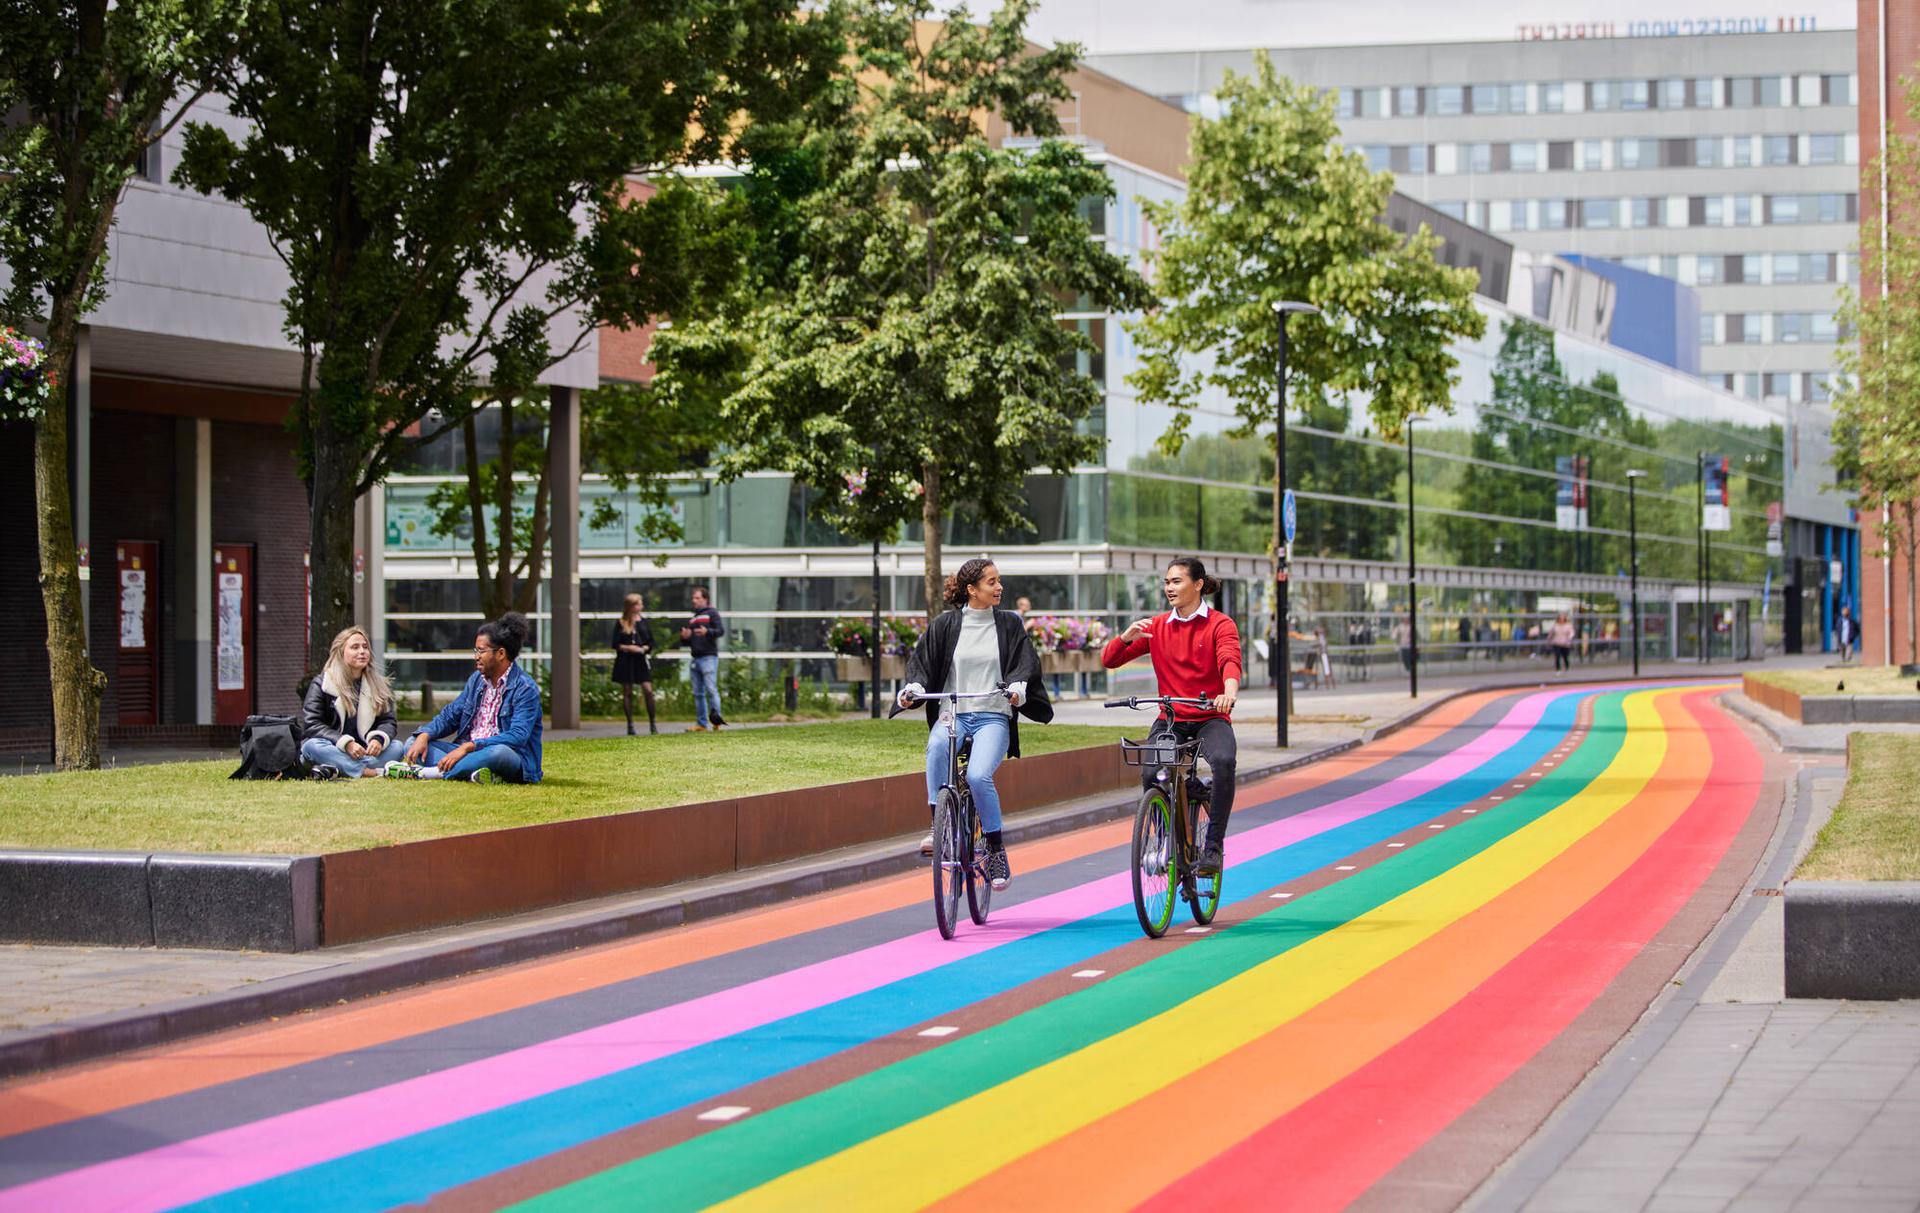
[
  {"xmin": 1628, "ymin": 469, "xmax": 1645, "ymax": 677},
  {"xmin": 1272, "ymin": 301, "xmax": 1319, "ymax": 747}
]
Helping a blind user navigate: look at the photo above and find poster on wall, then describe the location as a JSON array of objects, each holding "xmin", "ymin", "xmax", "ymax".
[
  {"xmin": 119, "ymin": 568, "xmax": 147, "ymax": 649},
  {"xmin": 1766, "ymin": 500, "xmax": 1784, "ymax": 557},
  {"xmin": 217, "ymin": 571, "xmax": 246, "ymax": 691},
  {"xmin": 1701, "ymin": 454, "xmax": 1732, "ymax": 531},
  {"xmin": 1555, "ymin": 455, "xmax": 1589, "ymax": 532}
]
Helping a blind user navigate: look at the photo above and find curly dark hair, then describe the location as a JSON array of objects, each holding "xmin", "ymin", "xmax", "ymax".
[
  {"xmin": 942, "ymin": 557, "xmax": 997, "ymax": 609},
  {"xmin": 1168, "ymin": 556, "xmax": 1221, "ymax": 598},
  {"xmin": 477, "ymin": 611, "xmax": 530, "ymax": 662}
]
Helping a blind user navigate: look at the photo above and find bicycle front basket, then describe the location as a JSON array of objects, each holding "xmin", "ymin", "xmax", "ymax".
[{"xmin": 1120, "ymin": 737, "xmax": 1186, "ymax": 767}]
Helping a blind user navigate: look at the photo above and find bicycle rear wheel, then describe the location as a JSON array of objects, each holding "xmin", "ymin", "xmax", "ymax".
[
  {"xmin": 1131, "ymin": 787, "xmax": 1176, "ymax": 938},
  {"xmin": 965, "ymin": 800, "xmax": 991, "ymax": 925},
  {"xmin": 932, "ymin": 787, "xmax": 965, "ymax": 940}
]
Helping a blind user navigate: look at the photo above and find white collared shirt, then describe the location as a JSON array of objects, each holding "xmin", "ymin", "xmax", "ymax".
[{"xmin": 1169, "ymin": 600, "xmax": 1212, "ymax": 623}]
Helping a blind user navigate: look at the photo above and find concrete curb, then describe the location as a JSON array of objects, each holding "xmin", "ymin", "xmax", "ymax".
[
  {"xmin": 1784, "ymin": 881, "xmax": 1920, "ymax": 998},
  {"xmin": 1721, "ymin": 690, "xmax": 1848, "ymax": 754}
]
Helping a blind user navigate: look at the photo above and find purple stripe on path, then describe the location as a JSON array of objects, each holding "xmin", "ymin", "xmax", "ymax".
[{"xmin": 0, "ymin": 687, "xmax": 1583, "ymax": 1213}]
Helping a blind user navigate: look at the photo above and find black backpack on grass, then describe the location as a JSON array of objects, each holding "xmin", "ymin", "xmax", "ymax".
[{"xmin": 230, "ymin": 714, "xmax": 305, "ymax": 780}]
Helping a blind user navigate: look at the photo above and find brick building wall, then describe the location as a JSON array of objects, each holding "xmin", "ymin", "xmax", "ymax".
[
  {"xmin": 1857, "ymin": 0, "xmax": 1920, "ymax": 664},
  {"xmin": 0, "ymin": 423, "xmax": 54, "ymax": 739},
  {"xmin": 87, "ymin": 411, "xmax": 179, "ymax": 726}
]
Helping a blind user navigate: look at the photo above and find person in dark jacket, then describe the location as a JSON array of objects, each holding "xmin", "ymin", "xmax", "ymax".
[
  {"xmin": 300, "ymin": 626, "xmax": 405, "ymax": 779},
  {"xmin": 612, "ymin": 591, "xmax": 657, "ymax": 735},
  {"xmin": 680, "ymin": 586, "xmax": 727, "ymax": 731},
  {"xmin": 898, "ymin": 557, "xmax": 1052, "ymax": 890},
  {"xmin": 389, "ymin": 612, "xmax": 544, "ymax": 783}
]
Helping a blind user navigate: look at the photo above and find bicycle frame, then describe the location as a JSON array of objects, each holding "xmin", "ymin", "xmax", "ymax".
[
  {"xmin": 890, "ymin": 686, "xmax": 1012, "ymax": 938},
  {"xmin": 1107, "ymin": 695, "xmax": 1221, "ymax": 936}
]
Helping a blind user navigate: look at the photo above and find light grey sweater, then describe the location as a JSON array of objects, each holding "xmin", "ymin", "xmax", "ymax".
[{"xmin": 952, "ymin": 606, "xmax": 1010, "ymax": 716}]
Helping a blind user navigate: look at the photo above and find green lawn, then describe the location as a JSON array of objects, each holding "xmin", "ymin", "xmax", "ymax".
[
  {"xmin": 1797, "ymin": 733, "xmax": 1920, "ymax": 882},
  {"xmin": 1747, "ymin": 666, "xmax": 1920, "ymax": 698},
  {"xmin": 0, "ymin": 721, "xmax": 1129, "ymax": 856}
]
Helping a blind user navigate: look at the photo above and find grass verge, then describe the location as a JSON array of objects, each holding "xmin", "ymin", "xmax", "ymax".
[
  {"xmin": 1796, "ymin": 733, "xmax": 1920, "ymax": 881},
  {"xmin": 1747, "ymin": 666, "xmax": 1919, "ymax": 698},
  {"xmin": 0, "ymin": 721, "xmax": 1129, "ymax": 856}
]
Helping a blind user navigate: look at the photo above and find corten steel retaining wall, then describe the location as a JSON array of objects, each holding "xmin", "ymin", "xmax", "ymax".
[
  {"xmin": 320, "ymin": 744, "xmax": 1133, "ymax": 944},
  {"xmin": 1741, "ymin": 675, "xmax": 1802, "ymax": 721}
]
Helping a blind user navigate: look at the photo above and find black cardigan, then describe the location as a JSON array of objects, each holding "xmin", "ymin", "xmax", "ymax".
[{"xmin": 903, "ymin": 607, "xmax": 1053, "ymax": 757}]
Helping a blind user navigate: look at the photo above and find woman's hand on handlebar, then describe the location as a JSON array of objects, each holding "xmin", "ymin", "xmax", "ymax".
[{"xmin": 896, "ymin": 682, "xmax": 925, "ymax": 709}]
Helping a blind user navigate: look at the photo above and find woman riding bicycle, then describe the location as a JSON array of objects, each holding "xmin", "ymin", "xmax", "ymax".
[
  {"xmin": 899, "ymin": 557, "xmax": 1052, "ymax": 890},
  {"xmin": 1100, "ymin": 556, "xmax": 1241, "ymax": 877}
]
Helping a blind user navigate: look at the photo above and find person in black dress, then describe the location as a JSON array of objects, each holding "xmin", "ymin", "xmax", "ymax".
[{"xmin": 612, "ymin": 592, "xmax": 657, "ymax": 735}]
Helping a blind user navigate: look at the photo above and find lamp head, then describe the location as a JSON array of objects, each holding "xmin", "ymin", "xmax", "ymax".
[
  {"xmin": 1272, "ymin": 301, "xmax": 1321, "ymax": 317},
  {"xmin": 1626, "ymin": 468, "xmax": 1648, "ymax": 480}
]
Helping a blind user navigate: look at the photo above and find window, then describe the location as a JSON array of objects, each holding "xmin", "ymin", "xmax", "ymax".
[
  {"xmin": 1662, "ymin": 78, "xmax": 1688, "ymax": 109},
  {"xmin": 1764, "ymin": 135, "xmax": 1796, "ymax": 165},
  {"xmin": 1433, "ymin": 85, "xmax": 1464, "ymax": 115},
  {"xmin": 1701, "ymin": 313, "xmax": 1718, "ymax": 345},
  {"xmin": 1468, "ymin": 142, "xmax": 1493, "ymax": 173},
  {"xmin": 1628, "ymin": 138, "xmax": 1663, "ymax": 168},
  {"xmin": 1579, "ymin": 139, "xmax": 1605, "ymax": 170},
  {"xmin": 1510, "ymin": 141, "xmax": 1538, "ymax": 172},
  {"xmin": 1628, "ymin": 197, "xmax": 1658, "ymax": 228},
  {"xmin": 1548, "ymin": 140, "xmax": 1572, "ymax": 170},
  {"xmin": 1698, "ymin": 195, "xmax": 1724, "ymax": 225},
  {"xmin": 1764, "ymin": 372, "xmax": 1796, "ymax": 399},
  {"xmin": 1395, "ymin": 86, "xmax": 1424, "ymax": 116},
  {"xmin": 1540, "ymin": 82, "xmax": 1565, "ymax": 112},
  {"xmin": 1433, "ymin": 200, "xmax": 1466, "ymax": 221},
  {"xmin": 1725, "ymin": 314, "xmax": 1750, "ymax": 344},
  {"xmin": 1358, "ymin": 88, "xmax": 1386, "ymax": 118},
  {"xmin": 1469, "ymin": 82, "xmax": 1524, "ymax": 113},
  {"xmin": 134, "ymin": 140, "xmax": 162, "ymax": 183},
  {"xmin": 1734, "ymin": 195, "xmax": 1755, "ymax": 225},
  {"xmin": 1694, "ymin": 136, "xmax": 1722, "ymax": 167},
  {"xmin": 1809, "ymin": 374, "xmax": 1834, "ymax": 403},
  {"xmin": 1808, "ymin": 133, "xmax": 1844, "ymax": 164},
  {"xmin": 1772, "ymin": 253, "xmax": 1801, "ymax": 283},
  {"xmin": 1580, "ymin": 199, "xmax": 1616, "ymax": 228},
  {"xmin": 1363, "ymin": 144, "xmax": 1391, "ymax": 171},
  {"xmin": 1823, "ymin": 73, "xmax": 1853, "ymax": 105},
  {"xmin": 1490, "ymin": 143, "xmax": 1511, "ymax": 172},
  {"xmin": 1775, "ymin": 312, "xmax": 1807, "ymax": 342},
  {"xmin": 1812, "ymin": 313, "xmax": 1839, "ymax": 342},
  {"xmin": 1620, "ymin": 80, "xmax": 1651, "ymax": 110},
  {"xmin": 1732, "ymin": 137, "xmax": 1756, "ymax": 167},
  {"xmin": 1729, "ymin": 75, "xmax": 1784, "ymax": 107},
  {"xmin": 1389, "ymin": 144, "xmax": 1430, "ymax": 174},
  {"xmin": 1540, "ymin": 199, "xmax": 1568, "ymax": 229},
  {"xmin": 1587, "ymin": 80, "xmax": 1614, "ymax": 111},
  {"xmin": 1691, "ymin": 77, "xmax": 1717, "ymax": 107}
]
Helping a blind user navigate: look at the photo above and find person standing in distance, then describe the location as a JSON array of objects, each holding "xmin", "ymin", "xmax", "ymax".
[
  {"xmin": 682, "ymin": 586, "xmax": 727, "ymax": 731},
  {"xmin": 1101, "ymin": 557, "xmax": 1241, "ymax": 877},
  {"xmin": 612, "ymin": 592, "xmax": 657, "ymax": 735}
]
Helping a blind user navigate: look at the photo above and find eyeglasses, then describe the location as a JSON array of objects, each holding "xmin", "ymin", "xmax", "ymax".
[{"xmin": 472, "ymin": 646, "xmax": 497, "ymax": 657}]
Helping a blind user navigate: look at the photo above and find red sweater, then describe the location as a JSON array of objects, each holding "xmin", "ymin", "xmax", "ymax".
[{"xmin": 1102, "ymin": 608, "xmax": 1244, "ymax": 721}]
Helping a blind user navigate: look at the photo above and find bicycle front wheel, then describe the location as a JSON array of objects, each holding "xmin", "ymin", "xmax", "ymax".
[
  {"xmin": 932, "ymin": 787, "xmax": 965, "ymax": 940},
  {"xmin": 1188, "ymin": 803, "xmax": 1222, "ymax": 925},
  {"xmin": 1131, "ymin": 786, "xmax": 1176, "ymax": 938}
]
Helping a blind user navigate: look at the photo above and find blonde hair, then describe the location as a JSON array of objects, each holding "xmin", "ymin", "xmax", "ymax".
[
  {"xmin": 622, "ymin": 591, "xmax": 644, "ymax": 622},
  {"xmin": 323, "ymin": 626, "xmax": 392, "ymax": 720}
]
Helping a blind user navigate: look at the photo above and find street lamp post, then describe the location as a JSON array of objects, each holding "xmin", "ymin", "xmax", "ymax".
[
  {"xmin": 1627, "ymin": 469, "xmax": 1646, "ymax": 678},
  {"xmin": 1272, "ymin": 300, "xmax": 1319, "ymax": 749},
  {"xmin": 1406, "ymin": 414, "xmax": 1427, "ymax": 699}
]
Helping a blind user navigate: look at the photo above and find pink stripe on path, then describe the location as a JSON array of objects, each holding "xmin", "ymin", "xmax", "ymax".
[{"xmin": 0, "ymin": 688, "xmax": 1581, "ymax": 1213}]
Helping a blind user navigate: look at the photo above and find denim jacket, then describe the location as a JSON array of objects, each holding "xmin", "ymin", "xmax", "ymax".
[{"xmin": 413, "ymin": 664, "xmax": 545, "ymax": 783}]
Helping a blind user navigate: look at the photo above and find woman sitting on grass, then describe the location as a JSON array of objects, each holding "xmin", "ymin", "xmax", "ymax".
[
  {"xmin": 300, "ymin": 626, "xmax": 406, "ymax": 779},
  {"xmin": 388, "ymin": 612, "xmax": 545, "ymax": 784}
]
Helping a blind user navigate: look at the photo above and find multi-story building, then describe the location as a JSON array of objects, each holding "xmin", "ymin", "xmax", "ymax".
[{"xmin": 1087, "ymin": 30, "xmax": 1861, "ymax": 411}]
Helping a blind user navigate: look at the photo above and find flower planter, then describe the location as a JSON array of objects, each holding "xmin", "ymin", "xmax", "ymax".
[
  {"xmin": 1041, "ymin": 650, "xmax": 1098, "ymax": 675},
  {"xmin": 835, "ymin": 654, "xmax": 907, "ymax": 682}
]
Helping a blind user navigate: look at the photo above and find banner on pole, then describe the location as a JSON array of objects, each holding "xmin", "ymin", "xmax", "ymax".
[
  {"xmin": 1555, "ymin": 455, "xmax": 1589, "ymax": 532},
  {"xmin": 1702, "ymin": 454, "xmax": 1732, "ymax": 531}
]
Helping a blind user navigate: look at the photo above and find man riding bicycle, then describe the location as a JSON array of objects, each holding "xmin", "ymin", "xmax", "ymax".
[
  {"xmin": 899, "ymin": 557, "xmax": 1052, "ymax": 890},
  {"xmin": 1101, "ymin": 556, "xmax": 1241, "ymax": 876}
]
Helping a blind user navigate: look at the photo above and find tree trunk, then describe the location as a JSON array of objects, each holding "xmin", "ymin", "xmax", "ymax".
[
  {"xmin": 921, "ymin": 460, "xmax": 943, "ymax": 620},
  {"xmin": 1905, "ymin": 502, "xmax": 1918, "ymax": 668},
  {"xmin": 513, "ymin": 431, "xmax": 554, "ymax": 615},
  {"xmin": 306, "ymin": 427, "xmax": 361, "ymax": 672},
  {"xmin": 32, "ymin": 323, "xmax": 106, "ymax": 770},
  {"xmin": 459, "ymin": 413, "xmax": 495, "ymax": 613}
]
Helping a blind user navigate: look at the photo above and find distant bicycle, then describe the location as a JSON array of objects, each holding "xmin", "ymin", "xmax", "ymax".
[
  {"xmin": 891, "ymin": 687, "xmax": 1011, "ymax": 939},
  {"xmin": 1106, "ymin": 695, "xmax": 1222, "ymax": 938}
]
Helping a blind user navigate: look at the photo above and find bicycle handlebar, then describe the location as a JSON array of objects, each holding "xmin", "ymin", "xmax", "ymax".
[
  {"xmin": 888, "ymin": 685, "xmax": 1011, "ymax": 718},
  {"xmin": 1102, "ymin": 695, "xmax": 1214, "ymax": 711}
]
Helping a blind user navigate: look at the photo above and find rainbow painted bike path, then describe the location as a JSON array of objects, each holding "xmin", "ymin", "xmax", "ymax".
[{"xmin": 0, "ymin": 680, "xmax": 1775, "ymax": 1212}]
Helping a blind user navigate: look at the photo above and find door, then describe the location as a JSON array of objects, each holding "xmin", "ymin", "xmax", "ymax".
[
  {"xmin": 213, "ymin": 544, "xmax": 256, "ymax": 726},
  {"xmin": 115, "ymin": 541, "xmax": 161, "ymax": 726}
]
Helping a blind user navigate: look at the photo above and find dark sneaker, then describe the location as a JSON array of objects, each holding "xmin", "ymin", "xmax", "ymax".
[
  {"xmin": 1196, "ymin": 840, "xmax": 1225, "ymax": 877},
  {"xmin": 309, "ymin": 764, "xmax": 340, "ymax": 781},
  {"xmin": 986, "ymin": 846, "xmax": 1011, "ymax": 891}
]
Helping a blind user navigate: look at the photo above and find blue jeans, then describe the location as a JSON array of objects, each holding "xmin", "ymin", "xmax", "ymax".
[
  {"xmin": 925, "ymin": 712, "xmax": 1011, "ymax": 833},
  {"xmin": 300, "ymin": 735, "xmax": 407, "ymax": 777},
  {"xmin": 425, "ymin": 739, "xmax": 526, "ymax": 783},
  {"xmin": 691, "ymin": 654, "xmax": 721, "ymax": 728}
]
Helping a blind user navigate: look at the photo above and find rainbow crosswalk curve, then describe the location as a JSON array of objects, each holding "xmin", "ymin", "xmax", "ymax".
[{"xmin": 0, "ymin": 681, "xmax": 1768, "ymax": 1212}]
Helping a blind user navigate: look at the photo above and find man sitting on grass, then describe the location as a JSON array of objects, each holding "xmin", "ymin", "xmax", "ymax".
[{"xmin": 386, "ymin": 612, "xmax": 544, "ymax": 784}]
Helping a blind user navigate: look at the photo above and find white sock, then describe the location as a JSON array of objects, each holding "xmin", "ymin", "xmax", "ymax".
[{"xmin": 416, "ymin": 766, "xmax": 445, "ymax": 780}]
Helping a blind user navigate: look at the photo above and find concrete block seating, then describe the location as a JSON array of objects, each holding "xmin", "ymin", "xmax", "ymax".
[{"xmin": 1785, "ymin": 881, "xmax": 1920, "ymax": 999}]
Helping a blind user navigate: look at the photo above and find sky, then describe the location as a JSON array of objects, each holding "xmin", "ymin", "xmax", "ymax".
[{"xmin": 1019, "ymin": 0, "xmax": 1857, "ymax": 55}]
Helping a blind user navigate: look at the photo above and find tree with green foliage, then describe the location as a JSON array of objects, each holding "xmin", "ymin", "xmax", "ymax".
[
  {"xmin": 1, "ymin": 0, "xmax": 249, "ymax": 769},
  {"xmin": 1128, "ymin": 51, "xmax": 1485, "ymax": 578},
  {"xmin": 654, "ymin": 0, "xmax": 1152, "ymax": 618},
  {"xmin": 1835, "ymin": 78, "xmax": 1920, "ymax": 664},
  {"xmin": 174, "ymin": 0, "xmax": 833, "ymax": 669}
]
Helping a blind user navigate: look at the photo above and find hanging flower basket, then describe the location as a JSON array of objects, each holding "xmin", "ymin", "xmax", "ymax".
[{"xmin": 0, "ymin": 327, "xmax": 58, "ymax": 424}]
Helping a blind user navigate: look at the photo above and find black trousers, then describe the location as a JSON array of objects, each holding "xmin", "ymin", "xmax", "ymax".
[
  {"xmin": 1142, "ymin": 716, "xmax": 1238, "ymax": 846},
  {"xmin": 1552, "ymin": 644, "xmax": 1571, "ymax": 671}
]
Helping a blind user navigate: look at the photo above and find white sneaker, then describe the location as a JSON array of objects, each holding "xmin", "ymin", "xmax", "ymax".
[{"xmin": 918, "ymin": 828, "xmax": 935, "ymax": 856}]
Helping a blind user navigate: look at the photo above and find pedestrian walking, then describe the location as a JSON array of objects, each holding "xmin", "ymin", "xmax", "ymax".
[
  {"xmin": 612, "ymin": 592, "xmax": 657, "ymax": 735},
  {"xmin": 681, "ymin": 586, "xmax": 727, "ymax": 731},
  {"xmin": 1837, "ymin": 604, "xmax": 1857, "ymax": 663},
  {"xmin": 1391, "ymin": 613, "xmax": 1414, "ymax": 675},
  {"xmin": 1549, "ymin": 611, "xmax": 1575, "ymax": 673}
]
